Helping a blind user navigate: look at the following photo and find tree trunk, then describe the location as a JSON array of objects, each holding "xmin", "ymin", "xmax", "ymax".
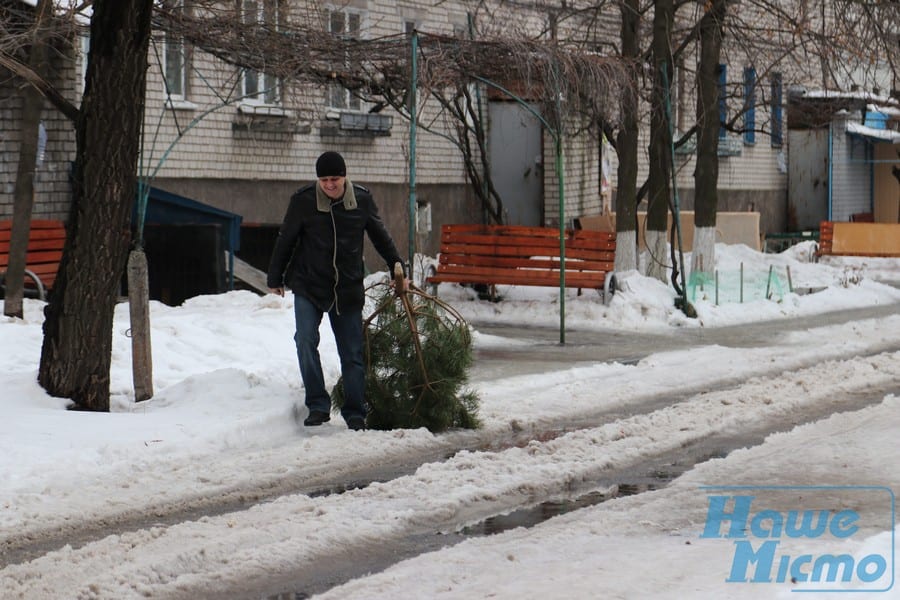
[
  {"xmin": 38, "ymin": 0, "xmax": 154, "ymax": 411},
  {"xmin": 4, "ymin": 0, "xmax": 51, "ymax": 319},
  {"xmin": 646, "ymin": 0, "xmax": 674, "ymax": 282},
  {"xmin": 615, "ymin": 0, "xmax": 641, "ymax": 274},
  {"xmin": 692, "ymin": 0, "xmax": 727, "ymax": 278}
]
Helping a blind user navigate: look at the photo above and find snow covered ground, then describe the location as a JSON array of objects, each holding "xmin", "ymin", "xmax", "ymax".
[{"xmin": 1, "ymin": 242, "xmax": 899, "ymax": 599}]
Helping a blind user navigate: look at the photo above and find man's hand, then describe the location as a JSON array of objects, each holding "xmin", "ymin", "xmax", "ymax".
[
  {"xmin": 392, "ymin": 263, "xmax": 409, "ymax": 294},
  {"xmin": 269, "ymin": 287, "xmax": 285, "ymax": 297}
]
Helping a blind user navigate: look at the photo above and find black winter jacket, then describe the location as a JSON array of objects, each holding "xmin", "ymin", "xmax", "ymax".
[{"xmin": 266, "ymin": 181, "xmax": 403, "ymax": 313}]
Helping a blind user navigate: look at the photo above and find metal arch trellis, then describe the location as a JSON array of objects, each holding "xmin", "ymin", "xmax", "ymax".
[
  {"xmin": 149, "ymin": 9, "xmax": 632, "ymax": 342},
  {"xmin": 407, "ymin": 30, "xmax": 573, "ymax": 345}
]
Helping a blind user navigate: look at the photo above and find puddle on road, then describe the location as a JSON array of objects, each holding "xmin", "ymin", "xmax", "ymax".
[
  {"xmin": 258, "ymin": 383, "xmax": 900, "ymax": 600},
  {"xmin": 259, "ymin": 478, "xmax": 671, "ymax": 600},
  {"xmin": 260, "ymin": 448, "xmax": 726, "ymax": 600},
  {"xmin": 458, "ymin": 481, "xmax": 662, "ymax": 537}
]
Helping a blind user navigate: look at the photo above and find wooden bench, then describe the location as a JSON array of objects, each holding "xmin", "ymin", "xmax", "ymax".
[
  {"xmin": 426, "ymin": 224, "xmax": 617, "ymax": 304},
  {"xmin": 0, "ymin": 219, "xmax": 67, "ymax": 301},
  {"xmin": 816, "ymin": 220, "xmax": 900, "ymax": 259}
]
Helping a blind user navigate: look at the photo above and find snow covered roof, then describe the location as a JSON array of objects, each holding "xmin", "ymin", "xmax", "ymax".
[
  {"xmin": 803, "ymin": 89, "xmax": 897, "ymax": 105},
  {"xmin": 16, "ymin": 0, "xmax": 91, "ymax": 22},
  {"xmin": 845, "ymin": 120, "xmax": 900, "ymax": 143}
]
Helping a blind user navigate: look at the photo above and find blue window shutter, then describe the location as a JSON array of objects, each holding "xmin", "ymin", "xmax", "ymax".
[
  {"xmin": 771, "ymin": 73, "xmax": 783, "ymax": 147},
  {"xmin": 718, "ymin": 64, "xmax": 727, "ymax": 139},
  {"xmin": 743, "ymin": 66, "xmax": 756, "ymax": 144}
]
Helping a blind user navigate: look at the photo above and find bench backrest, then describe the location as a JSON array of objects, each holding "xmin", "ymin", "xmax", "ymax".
[
  {"xmin": 436, "ymin": 224, "xmax": 615, "ymax": 288},
  {"xmin": 0, "ymin": 219, "xmax": 67, "ymax": 290}
]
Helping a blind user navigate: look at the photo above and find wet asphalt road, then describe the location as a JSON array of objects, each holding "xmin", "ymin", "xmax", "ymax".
[
  {"xmin": 249, "ymin": 300, "xmax": 900, "ymax": 599},
  {"xmin": 468, "ymin": 301, "xmax": 900, "ymax": 381}
]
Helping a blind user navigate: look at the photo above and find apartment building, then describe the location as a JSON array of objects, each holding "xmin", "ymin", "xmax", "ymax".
[{"xmin": 3, "ymin": 0, "xmax": 895, "ymax": 299}]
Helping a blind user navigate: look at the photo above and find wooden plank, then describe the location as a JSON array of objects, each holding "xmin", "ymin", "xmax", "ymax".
[
  {"xmin": 429, "ymin": 270, "xmax": 606, "ymax": 289},
  {"xmin": 0, "ymin": 238, "xmax": 67, "ymax": 253},
  {"xmin": 442, "ymin": 228, "xmax": 617, "ymax": 243},
  {"xmin": 438, "ymin": 247, "xmax": 615, "ymax": 266},
  {"xmin": 437, "ymin": 253, "xmax": 614, "ymax": 272},
  {"xmin": 439, "ymin": 239, "xmax": 616, "ymax": 256},
  {"xmin": 443, "ymin": 222, "xmax": 615, "ymax": 236},
  {"xmin": 0, "ymin": 250, "xmax": 63, "ymax": 268},
  {"xmin": 0, "ymin": 219, "xmax": 65, "ymax": 232},
  {"xmin": 230, "ymin": 252, "xmax": 270, "ymax": 294},
  {"xmin": 831, "ymin": 222, "xmax": 900, "ymax": 256},
  {"xmin": 443, "ymin": 224, "xmax": 615, "ymax": 243},
  {"xmin": 24, "ymin": 263, "xmax": 59, "ymax": 276}
]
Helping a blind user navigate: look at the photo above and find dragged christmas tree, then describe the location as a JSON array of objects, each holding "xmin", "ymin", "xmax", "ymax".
[{"xmin": 332, "ymin": 265, "xmax": 480, "ymax": 432}]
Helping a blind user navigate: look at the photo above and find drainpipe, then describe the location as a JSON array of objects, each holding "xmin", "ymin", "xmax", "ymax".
[
  {"xmin": 868, "ymin": 141, "xmax": 874, "ymax": 214},
  {"xmin": 827, "ymin": 122, "xmax": 833, "ymax": 221}
]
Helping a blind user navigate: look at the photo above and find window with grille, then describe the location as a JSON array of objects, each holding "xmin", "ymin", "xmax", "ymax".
[
  {"xmin": 718, "ymin": 63, "xmax": 727, "ymax": 139},
  {"xmin": 163, "ymin": 1, "xmax": 187, "ymax": 101},
  {"xmin": 242, "ymin": 0, "xmax": 280, "ymax": 105},
  {"xmin": 770, "ymin": 73, "xmax": 783, "ymax": 148},
  {"xmin": 326, "ymin": 7, "xmax": 363, "ymax": 112},
  {"xmin": 743, "ymin": 66, "xmax": 756, "ymax": 144}
]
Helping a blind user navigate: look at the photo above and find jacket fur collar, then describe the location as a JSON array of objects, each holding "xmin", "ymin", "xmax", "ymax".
[{"xmin": 316, "ymin": 179, "xmax": 358, "ymax": 212}]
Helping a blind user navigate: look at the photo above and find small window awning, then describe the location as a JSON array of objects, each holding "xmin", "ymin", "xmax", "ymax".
[
  {"xmin": 136, "ymin": 187, "xmax": 242, "ymax": 253},
  {"xmin": 846, "ymin": 121, "xmax": 900, "ymax": 144}
]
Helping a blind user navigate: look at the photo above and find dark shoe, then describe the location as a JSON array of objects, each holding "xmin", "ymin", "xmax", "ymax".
[
  {"xmin": 303, "ymin": 410, "xmax": 331, "ymax": 426},
  {"xmin": 347, "ymin": 416, "xmax": 366, "ymax": 431}
]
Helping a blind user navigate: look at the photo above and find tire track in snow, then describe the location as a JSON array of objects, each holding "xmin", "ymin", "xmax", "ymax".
[
  {"xmin": 3, "ymin": 311, "xmax": 900, "ymax": 567},
  {"xmin": 2, "ymin": 350, "xmax": 899, "ymax": 599}
]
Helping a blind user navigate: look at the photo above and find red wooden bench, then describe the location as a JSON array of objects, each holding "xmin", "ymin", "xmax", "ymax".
[
  {"xmin": 426, "ymin": 224, "xmax": 617, "ymax": 304},
  {"xmin": 0, "ymin": 219, "xmax": 67, "ymax": 301}
]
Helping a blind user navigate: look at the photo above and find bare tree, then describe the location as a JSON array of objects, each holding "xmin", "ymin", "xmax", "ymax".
[
  {"xmin": 645, "ymin": 0, "xmax": 675, "ymax": 283},
  {"xmin": 153, "ymin": 4, "xmax": 631, "ymax": 226},
  {"xmin": 3, "ymin": 0, "xmax": 52, "ymax": 319},
  {"xmin": 37, "ymin": 0, "xmax": 154, "ymax": 411},
  {"xmin": 691, "ymin": 0, "xmax": 727, "ymax": 279},
  {"xmin": 1, "ymin": 2, "xmax": 631, "ymax": 409},
  {"xmin": 9, "ymin": 1, "xmax": 893, "ymax": 407},
  {"xmin": 614, "ymin": 0, "xmax": 643, "ymax": 273}
]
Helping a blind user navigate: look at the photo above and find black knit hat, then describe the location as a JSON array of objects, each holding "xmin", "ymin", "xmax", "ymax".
[{"xmin": 315, "ymin": 151, "xmax": 346, "ymax": 177}]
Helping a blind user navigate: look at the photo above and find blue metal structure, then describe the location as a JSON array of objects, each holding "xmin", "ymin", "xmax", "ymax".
[{"xmin": 132, "ymin": 187, "xmax": 242, "ymax": 288}]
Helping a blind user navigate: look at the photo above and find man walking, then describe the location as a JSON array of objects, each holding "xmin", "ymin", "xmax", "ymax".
[{"xmin": 267, "ymin": 151, "xmax": 405, "ymax": 430}]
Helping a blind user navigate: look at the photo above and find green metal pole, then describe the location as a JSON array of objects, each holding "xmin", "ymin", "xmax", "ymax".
[
  {"xmin": 408, "ymin": 30, "xmax": 418, "ymax": 271},
  {"xmin": 555, "ymin": 84, "xmax": 566, "ymax": 345},
  {"xmin": 556, "ymin": 136, "xmax": 566, "ymax": 345}
]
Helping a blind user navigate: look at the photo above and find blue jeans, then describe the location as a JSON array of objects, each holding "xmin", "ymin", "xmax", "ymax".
[{"xmin": 293, "ymin": 294, "xmax": 367, "ymax": 421}]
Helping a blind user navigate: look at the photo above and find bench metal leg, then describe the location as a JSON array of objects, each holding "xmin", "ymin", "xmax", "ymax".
[
  {"xmin": 603, "ymin": 271, "xmax": 617, "ymax": 306},
  {"xmin": 0, "ymin": 269, "xmax": 47, "ymax": 302}
]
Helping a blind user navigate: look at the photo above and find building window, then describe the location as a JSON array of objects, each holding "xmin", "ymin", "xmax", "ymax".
[
  {"xmin": 718, "ymin": 63, "xmax": 727, "ymax": 139},
  {"xmin": 743, "ymin": 66, "xmax": 756, "ymax": 144},
  {"xmin": 327, "ymin": 7, "xmax": 362, "ymax": 112},
  {"xmin": 79, "ymin": 35, "xmax": 89, "ymax": 96},
  {"xmin": 163, "ymin": 2, "xmax": 187, "ymax": 100},
  {"xmin": 242, "ymin": 0, "xmax": 279, "ymax": 105},
  {"xmin": 770, "ymin": 72, "xmax": 783, "ymax": 148},
  {"xmin": 164, "ymin": 36, "xmax": 185, "ymax": 99}
]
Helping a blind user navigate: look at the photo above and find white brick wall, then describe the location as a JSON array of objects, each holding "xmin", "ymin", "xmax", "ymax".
[{"xmin": 141, "ymin": 1, "xmax": 468, "ymax": 188}]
